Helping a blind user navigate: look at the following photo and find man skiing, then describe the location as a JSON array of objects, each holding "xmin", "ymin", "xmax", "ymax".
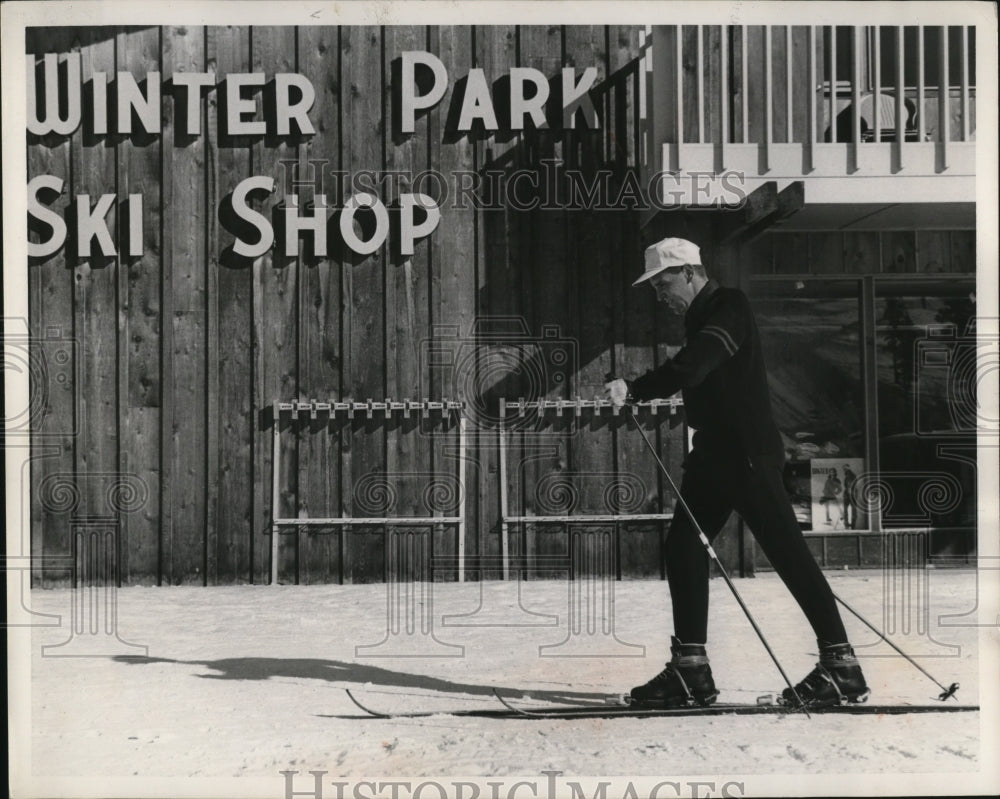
[{"xmin": 604, "ymin": 237, "xmax": 869, "ymax": 710}]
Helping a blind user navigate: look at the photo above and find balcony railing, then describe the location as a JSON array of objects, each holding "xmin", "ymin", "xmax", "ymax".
[{"xmin": 644, "ymin": 25, "xmax": 976, "ymax": 207}]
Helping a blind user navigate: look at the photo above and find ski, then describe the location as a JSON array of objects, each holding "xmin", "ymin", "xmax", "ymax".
[
  {"xmin": 491, "ymin": 690, "xmax": 979, "ymax": 718},
  {"xmin": 342, "ymin": 688, "xmax": 631, "ymax": 719},
  {"xmin": 491, "ymin": 688, "xmax": 631, "ymax": 717},
  {"xmin": 343, "ymin": 688, "xmax": 979, "ymax": 720},
  {"xmin": 343, "ymin": 688, "xmax": 512, "ymax": 719}
]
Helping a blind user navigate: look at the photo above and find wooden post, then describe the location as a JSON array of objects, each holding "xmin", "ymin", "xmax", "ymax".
[
  {"xmin": 720, "ymin": 24, "xmax": 729, "ymax": 166},
  {"xmin": 808, "ymin": 26, "xmax": 817, "ymax": 166},
  {"xmin": 861, "ymin": 278, "xmax": 882, "ymax": 534},
  {"xmin": 676, "ymin": 25, "xmax": 684, "ymax": 146},
  {"xmin": 457, "ymin": 411, "xmax": 467, "ymax": 583},
  {"xmin": 960, "ymin": 26, "xmax": 969, "ymax": 141},
  {"xmin": 764, "ymin": 26, "xmax": 772, "ymax": 169},
  {"xmin": 499, "ymin": 399, "xmax": 509, "ymax": 580},
  {"xmin": 696, "ymin": 25, "xmax": 705, "ymax": 143},
  {"xmin": 786, "ymin": 26, "xmax": 794, "ymax": 143},
  {"xmin": 938, "ymin": 25, "xmax": 949, "ymax": 167},
  {"xmin": 829, "ymin": 26, "xmax": 837, "ymax": 143},
  {"xmin": 271, "ymin": 402, "xmax": 281, "ymax": 585},
  {"xmin": 873, "ymin": 26, "xmax": 881, "ymax": 143},
  {"xmin": 896, "ymin": 26, "xmax": 905, "ymax": 162},
  {"xmin": 852, "ymin": 27, "xmax": 862, "ymax": 157},
  {"xmin": 917, "ymin": 26, "xmax": 926, "ymax": 141},
  {"xmin": 741, "ymin": 26, "xmax": 749, "ymax": 142}
]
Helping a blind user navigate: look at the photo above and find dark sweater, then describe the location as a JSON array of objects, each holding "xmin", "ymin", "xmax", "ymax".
[{"xmin": 630, "ymin": 279, "xmax": 785, "ymax": 464}]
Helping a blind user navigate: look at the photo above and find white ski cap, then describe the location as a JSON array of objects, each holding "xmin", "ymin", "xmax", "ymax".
[{"xmin": 633, "ymin": 237, "xmax": 702, "ymax": 286}]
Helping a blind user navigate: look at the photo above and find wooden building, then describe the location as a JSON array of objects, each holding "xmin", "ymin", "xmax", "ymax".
[{"xmin": 26, "ymin": 24, "xmax": 977, "ymax": 586}]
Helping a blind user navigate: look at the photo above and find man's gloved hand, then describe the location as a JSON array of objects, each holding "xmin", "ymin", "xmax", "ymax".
[{"xmin": 604, "ymin": 378, "xmax": 631, "ymax": 407}]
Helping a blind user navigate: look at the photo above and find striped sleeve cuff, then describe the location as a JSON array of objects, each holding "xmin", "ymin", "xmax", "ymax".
[{"xmin": 702, "ymin": 324, "xmax": 739, "ymax": 356}]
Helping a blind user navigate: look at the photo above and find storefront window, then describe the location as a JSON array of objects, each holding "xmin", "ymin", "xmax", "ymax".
[
  {"xmin": 755, "ymin": 292, "xmax": 866, "ymax": 531},
  {"xmin": 875, "ymin": 288, "xmax": 977, "ymax": 535}
]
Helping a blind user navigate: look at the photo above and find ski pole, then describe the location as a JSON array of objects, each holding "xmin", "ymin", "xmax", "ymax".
[
  {"xmin": 832, "ymin": 593, "xmax": 960, "ymax": 701},
  {"xmin": 607, "ymin": 378, "xmax": 810, "ymax": 716}
]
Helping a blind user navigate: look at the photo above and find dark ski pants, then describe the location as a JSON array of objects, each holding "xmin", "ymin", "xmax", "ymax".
[{"xmin": 666, "ymin": 450, "xmax": 848, "ymax": 646}]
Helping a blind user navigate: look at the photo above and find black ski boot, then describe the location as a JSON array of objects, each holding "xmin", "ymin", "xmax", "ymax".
[
  {"xmin": 628, "ymin": 637, "xmax": 719, "ymax": 708},
  {"xmin": 781, "ymin": 642, "xmax": 870, "ymax": 709}
]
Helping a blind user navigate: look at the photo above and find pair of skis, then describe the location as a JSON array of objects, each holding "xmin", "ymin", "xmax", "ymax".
[{"xmin": 343, "ymin": 688, "xmax": 979, "ymax": 720}]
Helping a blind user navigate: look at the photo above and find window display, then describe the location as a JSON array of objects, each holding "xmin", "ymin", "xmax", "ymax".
[{"xmin": 755, "ymin": 294, "xmax": 866, "ymax": 530}]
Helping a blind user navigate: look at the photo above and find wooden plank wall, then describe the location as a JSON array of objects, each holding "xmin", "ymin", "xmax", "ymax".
[
  {"xmin": 26, "ymin": 26, "xmax": 976, "ymax": 586},
  {"xmin": 25, "ymin": 25, "xmax": 653, "ymax": 586},
  {"xmin": 27, "ymin": 29, "xmax": 77, "ymax": 588}
]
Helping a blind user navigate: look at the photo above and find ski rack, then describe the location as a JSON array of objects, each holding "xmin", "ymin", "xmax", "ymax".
[
  {"xmin": 498, "ymin": 396, "xmax": 684, "ymax": 580},
  {"xmin": 271, "ymin": 398, "xmax": 468, "ymax": 585}
]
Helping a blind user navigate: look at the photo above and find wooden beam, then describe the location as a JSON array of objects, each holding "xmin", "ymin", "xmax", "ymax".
[
  {"xmin": 716, "ymin": 181, "xmax": 805, "ymax": 243},
  {"xmin": 776, "ymin": 180, "xmax": 806, "ymax": 218},
  {"xmin": 715, "ymin": 181, "xmax": 777, "ymax": 243},
  {"xmin": 744, "ymin": 182, "xmax": 806, "ymax": 241}
]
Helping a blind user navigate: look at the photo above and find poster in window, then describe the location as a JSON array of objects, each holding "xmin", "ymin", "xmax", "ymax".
[{"xmin": 811, "ymin": 458, "xmax": 864, "ymax": 531}]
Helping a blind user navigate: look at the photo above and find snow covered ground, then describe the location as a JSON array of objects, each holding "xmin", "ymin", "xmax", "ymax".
[{"xmin": 13, "ymin": 569, "xmax": 1000, "ymax": 797}]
